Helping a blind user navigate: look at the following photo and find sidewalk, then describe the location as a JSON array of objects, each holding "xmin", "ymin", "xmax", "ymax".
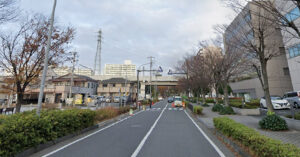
[{"xmin": 193, "ymin": 103, "xmax": 300, "ymax": 148}]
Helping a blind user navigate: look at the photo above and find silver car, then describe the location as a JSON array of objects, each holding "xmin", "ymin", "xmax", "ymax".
[{"xmin": 283, "ymin": 91, "xmax": 300, "ymax": 108}]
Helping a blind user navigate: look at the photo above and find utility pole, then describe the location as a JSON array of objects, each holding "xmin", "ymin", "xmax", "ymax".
[
  {"xmin": 69, "ymin": 51, "xmax": 77, "ymax": 104},
  {"xmin": 148, "ymin": 56, "xmax": 154, "ymax": 107},
  {"xmin": 94, "ymin": 30, "xmax": 102, "ymax": 75},
  {"xmin": 36, "ymin": 0, "xmax": 57, "ymax": 116}
]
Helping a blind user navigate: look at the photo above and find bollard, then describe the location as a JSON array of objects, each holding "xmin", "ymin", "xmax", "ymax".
[{"xmin": 129, "ymin": 109, "xmax": 133, "ymax": 116}]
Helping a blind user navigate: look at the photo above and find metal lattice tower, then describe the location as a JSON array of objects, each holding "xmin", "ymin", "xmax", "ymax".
[{"xmin": 94, "ymin": 30, "xmax": 102, "ymax": 75}]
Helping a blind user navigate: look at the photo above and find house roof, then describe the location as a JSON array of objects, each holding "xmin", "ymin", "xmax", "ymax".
[
  {"xmin": 50, "ymin": 73, "xmax": 97, "ymax": 82},
  {"xmin": 101, "ymin": 78, "xmax": 133, "ymax": 84}
]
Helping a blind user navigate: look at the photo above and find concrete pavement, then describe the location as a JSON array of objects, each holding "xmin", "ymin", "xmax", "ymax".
[{"xmin": 30, "ymin": 100, "xmax": 233, "ymax": 157}]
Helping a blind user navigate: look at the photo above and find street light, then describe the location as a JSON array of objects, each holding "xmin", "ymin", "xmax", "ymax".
[{"xmin": 36, "ymin": 0, "xmax": 57, "ymax": 116}]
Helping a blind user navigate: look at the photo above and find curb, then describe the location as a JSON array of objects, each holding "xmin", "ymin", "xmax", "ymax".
[
  {"xmin": 186, "ymin": 108, "xmax": 250, "ymax": 157},
  {"xmin": 16, "ymin": 110, "xmax": 137, "ymax": 157},
  {"xmin": 214, "ymin": 130, "xmax": 250, "ymax": 157}
]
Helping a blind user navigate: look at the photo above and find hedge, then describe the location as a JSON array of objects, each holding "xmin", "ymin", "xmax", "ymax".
[
  {"xmin": 213, "ymin": 117, "xmax": 300, "ymax": 157},
  {"xmin": 0, "ymin": 109, "xmax": 95, "ymax": 157},
  {"xmin": 193, "ymin": 106, "xmax": 203, "ymax": 114}
]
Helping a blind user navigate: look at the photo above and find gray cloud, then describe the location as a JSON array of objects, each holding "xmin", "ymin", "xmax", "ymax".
[{"xmin": 19, "ymin": 0, "xmax": 233, "ymax": 74}]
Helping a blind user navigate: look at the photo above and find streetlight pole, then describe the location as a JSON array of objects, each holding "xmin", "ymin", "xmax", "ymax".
[{"xmin": 36, "ymin": 0, "xmax": 57, "ymax": 116}]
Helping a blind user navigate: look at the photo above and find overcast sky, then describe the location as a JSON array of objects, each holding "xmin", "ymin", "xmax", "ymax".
[{"xmin": 19, "ymin": 0, "xmax": 234, "ymax": 74}]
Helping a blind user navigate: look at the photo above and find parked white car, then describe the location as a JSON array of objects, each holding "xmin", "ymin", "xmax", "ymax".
[{"xmin": 260, "ymin": 96, "xmax": 290, "ymax": 109}]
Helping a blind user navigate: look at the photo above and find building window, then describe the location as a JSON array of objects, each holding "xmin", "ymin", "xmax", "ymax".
[
  {"xmin": 288, "ymin": 44, "xmax": 300, "ymax": 58},
  {"xmin": 112, "ymin": 84, "xmax": 116, "ymax": 87},
  {"xmin": 87, "ymin": 83, "xmax": 90, "ymax": 88},
  {"xmin": 283, "ymin": 67, "xmax": 290, "ymax": 76},
  {"xmin": 103, "ymin": 84, "xmax": 107, "ymax": 87},
  {"xmin": 285, "ymin": 7, "xmax": 300, "ymax": 22}
]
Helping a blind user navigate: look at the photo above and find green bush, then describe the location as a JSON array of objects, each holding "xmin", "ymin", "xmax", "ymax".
[
  {"xmin": 259, "ymin": 114, "xmax": 288, "ymax": 131},
  {"xmin": 212, "ymin": 103, "xmax": 223, "ymax": 112},
  {"xmin": 214, "ymin": 117, "xmax": 300, "ymax": 157},
  {"xmin": 205, "ymin": 98, "xmax": 215, "ymax": 103},
  {"xmin": 219, "ymin": 106, "xmax": 235, "ymax": 115},
  {"xmin": 193, "ymin": 106, "xmax": 203, "ymax": 115},
  {"xmin": 0, "ymin": 109, "xmax": 95, "ymax": 157}
]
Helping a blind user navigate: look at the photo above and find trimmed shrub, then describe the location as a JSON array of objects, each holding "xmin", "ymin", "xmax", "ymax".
[
  {"xmin": 214, "ymin": 117, "xmax": 300, "ymax": 157},
  {"xmin": 205, "ymin": 98, "xmax": 215, "ymax": 103},
  {"xmin": 219, "ymin": 106, "xmax": 235, "ymax": 115},
  {"xmin": 0, "ymin": 109, "xmax": 95, "ymax": 157},
  {"xmin": 193, "ymin": 106, "xmax": 203, "ymax": 115},
  {"xmin": 259, "ymin": 114, "xmax": 288, "ymax": 131},
  {"xmin": 212, "ymin": 103, "xmax": 223, "ymax": 112}
]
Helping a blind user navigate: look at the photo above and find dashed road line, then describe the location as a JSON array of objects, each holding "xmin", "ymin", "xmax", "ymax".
[{"xmin": 131, "ymin": 103, "xmax": 168, "ymax": 157}]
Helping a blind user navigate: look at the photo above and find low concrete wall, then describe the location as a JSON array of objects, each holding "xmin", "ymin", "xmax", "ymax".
[{"xmin": 232, "ymin": 107, "xmax": 260, "ymax": 116}]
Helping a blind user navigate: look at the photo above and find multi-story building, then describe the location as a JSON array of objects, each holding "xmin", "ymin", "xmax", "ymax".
[
  {"xmin": 24, "ymin": 74, "xmax": 98, "ymax": 104},
  {"xmin": 104, "ymin": 60, "xmax": 136, "ymax": 76},
  {"xmin": 97, "ymin": 78, "xmax": 136, "ymax": 99},
  {"xmin": 225, "ymin": 2, "xmax": 293, "ymax": 98},
  {"xmin": 274, "ymin": 1, "xmax": 300, "ymax": 91},
  {"xmin": 53, "ymin": 67, "xmax": 93, "ymax": 76}
]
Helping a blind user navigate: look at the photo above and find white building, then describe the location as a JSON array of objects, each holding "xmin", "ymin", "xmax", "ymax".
[
  {"xmin": 53, "ymin": 67, "xmax": 93, "ymax": 76},
  {"xmin": 104, "ymin": 60, "xmax": 136, "ymax": 76}
]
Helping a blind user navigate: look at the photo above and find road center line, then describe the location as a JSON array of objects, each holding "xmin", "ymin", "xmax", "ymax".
[
  {"xmin": 131, "ymin": 103, "xmax": 168, "ymax": 157},
  {"xmin": 184, "ymin": 110, "xmax": 225, "ymax": 157},
  {"xmin": 42, "ymin": 110, "xmax": 144, "ymax": 157}
]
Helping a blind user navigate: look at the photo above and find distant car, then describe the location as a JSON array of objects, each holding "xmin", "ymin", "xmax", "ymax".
[
  {"xmin": 283, "ymin": 91, "xmax": 300, "ymax": 108},
  {"xmin": 113, "ymin": 96, "xmax": 120, "ymax": 103},
  {"xmin": 173, "ymin": 96, "xmax": 183, "ymax": 107},
  {"xmin": 105, "ymin": 96, "xmax": 112, "ymax": 103},
  {"xmin": 260, "ymin": 96, "xmax": 290, "ymax": 109},
  {"xmin": 158, "ymin": 96, "xmax": 163, "ymax": 101},
  {"xmin": 168, "ymin": 97, "xmax": 174, "ymax": 103},
  {"xmin": 97, "ymin": 96, "xmax": 105, "ymax": 103}
]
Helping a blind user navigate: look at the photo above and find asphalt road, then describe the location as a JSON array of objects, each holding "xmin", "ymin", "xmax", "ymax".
[{"xmin": 33, "ymin": 100, "xmax": 230, "ymax": 157}]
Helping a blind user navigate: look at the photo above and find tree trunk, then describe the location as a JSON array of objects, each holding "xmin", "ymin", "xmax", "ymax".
[
  {"xmin": 16, "ymin": 92, "xmax": 23, "ymax": 113},
  {"xmin": 261, "ymin": 62, "xmax": 274, "ymax": 112},
  {"xmin": 215, "ymin": 84, "xmax": 219, "ymax": 104},
  {"xmin": 224, "ymin": 81, "xmax": 229, "ymax": 106},
  {"xmin": 201, "ymin": 88, "xmax": 205, "ymax": 104}
]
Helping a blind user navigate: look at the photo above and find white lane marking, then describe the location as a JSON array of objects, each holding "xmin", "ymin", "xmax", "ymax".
[
  {"xmin": 184, "ymin": 110, "xmax": 225, "ymax": 157},
  {"xmin": 131, "ymin": 103, "xmax": 168, "ymax": 157},
  {"xmin": 43, "ymin": 110, "xmax": 144, "ymax": 157},
  {"xmin": 168, "ymin": 108, "xmax": 172, "ymax": 110}
]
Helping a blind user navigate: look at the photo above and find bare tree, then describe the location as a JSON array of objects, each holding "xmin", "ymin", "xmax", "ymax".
[
  {"xmin": 0, "ymin": 15, "xmax": 75, "ymax": 112},
  {"xmin": 188, "ymin": 53, "xmax": 211, "ymax": 104},
  {"xmin": 198, "ymin": 42, "xmax": 224, "ymax": 103},
  {"xmin": 0, "ymin": 0, "xmax": 19, "ymax": 24}
]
